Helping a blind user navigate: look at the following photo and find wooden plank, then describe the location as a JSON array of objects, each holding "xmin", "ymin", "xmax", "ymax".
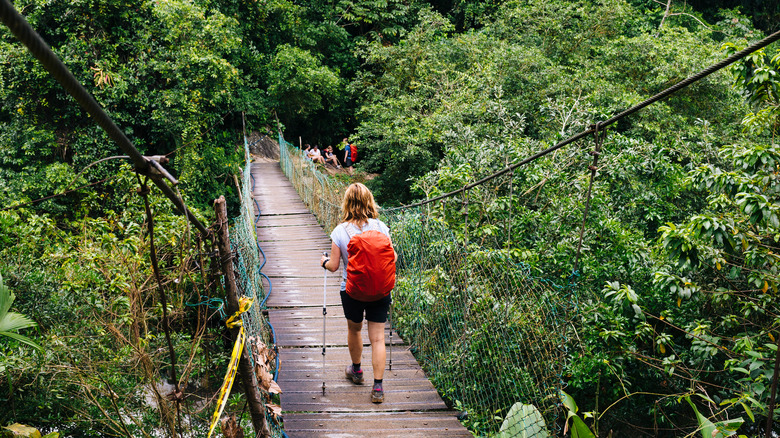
[
  {"xmin": 278, "ymin": 368, "xmax": 436, "ymax": 388},
  {"xmin": 257, "ymin": 225, "xmax": 326, "ymax": 233},
  {"xmin": 275, "ymin": 332, "xmax": 405, "ymax": 348},
  {"xmin": 262, "ymin": 282, "xmax": 342, "ymax": 292},
  {"xmin": 257, "ymin": 234, "xmax": 330, "ymax": 242},
  {"xmin": 257, "ymin": 259, "xmax": 336, "ymax": 271},
  {"xmin": 256, "ymin": 233, "xmax": 330, "ymax": 241},
  {"xmin": 256, "ymin": 247, "xmax": 331, "ymax": 256},
  {"xmin": 262, "ymin": 264, "xmax": 333, "ymax": 274},
  {"xmin": 262, "ymin": 276, "xmax": 342, "ymax": 284},
  {"xmin": 283, "ymin": 412, "xmax": 472, "ymax": 438},
  {"xmin": 280, "ymin": 347, "xmax": 420, "ymax": 369},
  {"xmin": 281, "ymin": 396, "xmax": 448, "ymax": 413},
  {"xmin": 262, "ymin": 282, "xmax": 338, "ymax": 292},
  {"xmin": 257, "ymin": 216, "xmax": 321, "ymax": 227},
  {"xmin": 265, "ymin": 296, "xmax": 339, "ymax": 308},
  {"xmin": 270, "ymin": 307, "xmax": 347, "ymax": 320}
]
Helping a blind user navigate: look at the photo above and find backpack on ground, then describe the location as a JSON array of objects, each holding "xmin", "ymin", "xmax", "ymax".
[
  {"xmin": 349, "ymin": 143, "xmax": 358, "ymax": 162},
  {"xmin": 344, "ymin": 223, "xmax": 395, "ymax": 301}
]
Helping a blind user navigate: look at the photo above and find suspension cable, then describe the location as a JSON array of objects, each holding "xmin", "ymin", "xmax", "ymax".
[{"xmin": 574, "ymin": 123, "xmax": 605, "ymax": 272}]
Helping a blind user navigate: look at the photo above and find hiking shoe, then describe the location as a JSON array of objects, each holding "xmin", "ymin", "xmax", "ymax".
[
  {"xmin": 371, "ymin": 383, "xmax": 384, "ymax": 403},
  {"xmin": 345, "ymin": 365, "xmax": 364, "ymax": 384}
]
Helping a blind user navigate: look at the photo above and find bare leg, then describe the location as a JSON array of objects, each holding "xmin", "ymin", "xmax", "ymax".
[
  {"xmin": 347, "ymin": 320, "xmax": 363, "ymax": 365},
  {"xmin": 367, "ymin": 321, "xmax": 386, "ymax": 380}
]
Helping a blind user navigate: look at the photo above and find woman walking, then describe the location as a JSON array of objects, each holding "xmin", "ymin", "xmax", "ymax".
[{"xmin": 320, "ymin": 183, "xmax": 396, "ymax": 403}]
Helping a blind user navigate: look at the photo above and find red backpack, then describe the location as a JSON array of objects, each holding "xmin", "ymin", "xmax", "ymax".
[
  {"xmin": 349, "ymin": 143, "xmax": 358, "ymax": 162},
  {"xmin": 344, "ymin": 223, "xmax": 395, "ymax": 301}
]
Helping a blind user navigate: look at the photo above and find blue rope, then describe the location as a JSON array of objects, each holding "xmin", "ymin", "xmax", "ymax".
[
  {"xmin": 269, "ymin": 318, "xmax": 280, "ymax": 381},
  {"xmin": 260, "ymin": 272, "xmax": 273, "ymax": 308},
  {"xmin": 249, "ymin": 172, "xmax": 269, "ymax": 284},
  {"xmin": 185, "ymin": 296, "xmax": 226, "ymax": 319},
  {"xmin": 245, "ymin": 135, "xmax": 280, "ymax": 384}
]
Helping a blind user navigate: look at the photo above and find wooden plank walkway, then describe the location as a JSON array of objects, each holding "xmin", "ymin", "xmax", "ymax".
[{"xmin": 251, "ymin": 161, "xmax": 471, "ymax": 437}]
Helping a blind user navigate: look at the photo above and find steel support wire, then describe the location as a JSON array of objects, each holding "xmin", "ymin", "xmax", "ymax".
[
  {"xmin": 0, "ymin": 0, "xmax": 208, "ymax": 236},
  {"xmin": 386, "ymin": 28, "xmax": 780, "ymax": 212}
]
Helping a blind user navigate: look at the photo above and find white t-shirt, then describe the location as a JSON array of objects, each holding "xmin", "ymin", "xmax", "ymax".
[{"xmin": 330, "ymin": 219, "xmax": 391, "ymax": 291}]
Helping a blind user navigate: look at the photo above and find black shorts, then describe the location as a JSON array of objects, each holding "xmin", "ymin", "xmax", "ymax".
[
  {"xmin": 340, "ymin": 290, "xmax": 391, "ymax": 323},
  {"xmin": 345, "ymin": 158, "xmax": 353, "ymax": 167}
]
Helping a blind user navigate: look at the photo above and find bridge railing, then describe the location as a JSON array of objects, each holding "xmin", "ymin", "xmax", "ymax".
[
  {"xmin": 385, "ymin": 208, "xmax": 572, "ymax": 436},
  {"xmin": 228, "ymin": 137, "xmax": 284, "ymax": 436},
  {"xmin": 277, "ymin": 134, "xmax": 573, "ymax": 437},
  {"xmin": 278, "ymin": 135, "xmax": 347, "ymax": 232}
]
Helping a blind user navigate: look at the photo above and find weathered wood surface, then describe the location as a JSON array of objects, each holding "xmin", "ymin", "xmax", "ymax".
[
  {"xmin": 251, "ymin": 161, "xmax": 471, "ymax": 437},
  {"xmin": 282, "ymin": 412, "xmax": 473, "ymax": 438}
]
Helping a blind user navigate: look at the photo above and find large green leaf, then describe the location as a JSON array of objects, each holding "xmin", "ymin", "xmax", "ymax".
[
  {"xmin": 570, "ymin": 417, "xmax": 596, "ymax": 438},
  {"xmin": 684, "ymin": 396, "xmax": 743, "ymax": 438},
  {"xmin": 561, "ymin": 390, "xmax": 579, "ymax": 414},
  {"xmin": 498, "ymin": 402, "xmax": 550, "ymax": 438},
  {"xmin": 0, "ymin": 311, "xmax": 38, "ymax": 333},
  {"xmin": 561, "ymin": 391, "xmax": 595, "ymax": 438},
  {"xmin": 0, "ymin": 331, "xmax": 41, "ymax": 351},
  {"xmin": 0, "ymin": 272, "xmax": 41, "ymax": 351},
  {"xmin": 0, "ymin": 272, "xmax": 12, "ymax": 320}
]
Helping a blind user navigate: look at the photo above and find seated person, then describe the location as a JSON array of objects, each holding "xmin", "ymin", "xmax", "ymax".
[
  {"xmin": 324, "ymin": 146, "xmax": 341, "ymax": 168},
  {"xmin": 308, "ymin": 145, "xmax": 326, "ymax": 165},
  {"xmin": 303, "ymin": 143, "xmax": 312, "ymax": 159}
]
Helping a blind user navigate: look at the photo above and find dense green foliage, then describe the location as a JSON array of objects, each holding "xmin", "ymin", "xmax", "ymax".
[
  {"xmin": 2, "ymin": 0, "xmax": 780, "ymax": 436},
  {"xmin": 343, "ymin": 1, "xmax": 780, "ymax": 436}
]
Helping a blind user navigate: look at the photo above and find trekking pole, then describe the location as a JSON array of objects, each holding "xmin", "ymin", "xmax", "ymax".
[
  {"xmin": 388, "ymin": 301, "xmax": 393, "ymax": 371},
  {"xmin": 322, "ymin": 252, "xmax": 328, "ymax": 396}
]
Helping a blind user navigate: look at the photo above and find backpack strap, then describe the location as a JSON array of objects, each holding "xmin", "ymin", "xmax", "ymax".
[
  {"xmin": 343, "ymin": 221, "xmax": 378, "ymax": 239},
  {"xmin": 342, "ymin": 222, "xmax": 360, "ymax": 241}
]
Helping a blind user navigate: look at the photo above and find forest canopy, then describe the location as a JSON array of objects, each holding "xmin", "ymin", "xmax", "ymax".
[{"xmin": 1, "ymin": 0, "xmax": 779, "ymax": 436}]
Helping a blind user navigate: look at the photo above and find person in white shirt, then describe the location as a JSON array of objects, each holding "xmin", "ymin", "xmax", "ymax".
[
  {"xmin": 308, "ymin": 145, "xmax": 326, "ymax": 165},
  {"xmin": 320, "ymin": 183, "xmax": 396, "ymax": 403}
]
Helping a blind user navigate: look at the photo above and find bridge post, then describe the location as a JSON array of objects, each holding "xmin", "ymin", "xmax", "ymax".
[{"xmin": 214, "ymin": 196, "xmax": 270, "ymax": 437}]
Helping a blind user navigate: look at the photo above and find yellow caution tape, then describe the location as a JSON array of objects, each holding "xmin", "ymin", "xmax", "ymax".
[{"xmin": 207, "ymin": 297, "xmax": 254, "ymax": 438}]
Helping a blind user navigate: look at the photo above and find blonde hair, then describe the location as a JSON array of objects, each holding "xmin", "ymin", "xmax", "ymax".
[{"xmin": 341, "ymin": 183, "xmax": 378, "ymax": 224}]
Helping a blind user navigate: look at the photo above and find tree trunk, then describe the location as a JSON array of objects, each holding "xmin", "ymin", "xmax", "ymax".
[{"xmin": 214, "ymin": 196, "xmax": 270, "ymax": 437}]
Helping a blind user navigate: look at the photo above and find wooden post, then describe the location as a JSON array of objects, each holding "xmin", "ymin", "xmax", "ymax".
[{"xmin": 213, "ymin": 196, "xmax": 270, "ymax": 437}]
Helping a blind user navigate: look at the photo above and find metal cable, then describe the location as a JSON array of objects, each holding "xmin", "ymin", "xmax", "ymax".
[{"xmin": 574, "ymin": 124, "xmax": 605, "ymax": 272}]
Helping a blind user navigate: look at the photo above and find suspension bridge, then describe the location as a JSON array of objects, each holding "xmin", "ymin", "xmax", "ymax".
[
  {"xmin": 3, "ymin": 1, "xmax": 780, "ymax": 434},
  {"xmin": 252, "ymin": 159, "xmax": 472, "ymax": 437}
]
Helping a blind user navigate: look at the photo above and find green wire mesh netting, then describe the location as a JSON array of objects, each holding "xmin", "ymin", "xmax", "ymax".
[
  {"xmin": 278, "ymin": 135, "xmax": 577, "ymax": 436},
  {"xmin": 278, "ymin": 134, "xmax": 347, "ymax": 231},
  {"xmin": 386, "ymin": 208, "xmax": 574, "ymax": 436},
  {"xmin": 228, "ymin": 137, "xmax": 284, "ymax": 437}
]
